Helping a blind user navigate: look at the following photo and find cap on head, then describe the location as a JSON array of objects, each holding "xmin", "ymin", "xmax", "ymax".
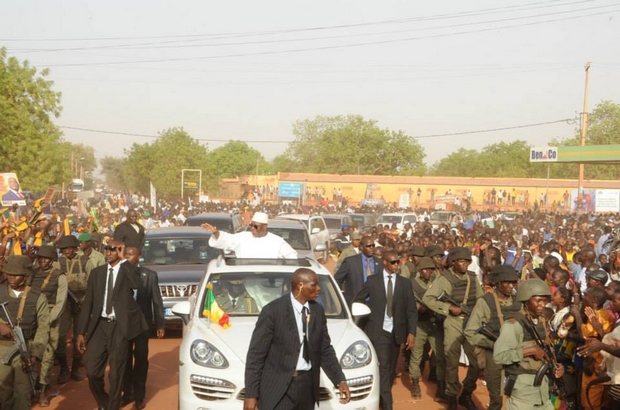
[
  {"xmin": 58, "ymin": 235, "xmax": 80, "ymax": 249},
  {"xmin": 78, "ymin": 232, "xmax": 93, "ymax": 242},
  {"xmin": 416, "ymin": 257, "xmax": 435, "ymax": 270},
  {"xmin": 3, "ymin": 256, "xmax": 31, "ymax": 276},
  {"xmin": 490, "ymin": 265, "xmax": 519, "ymax": 283},
  {"xmin": 410, "ymin": 245, "xmax": 426, "ymax": 257},
  {"xmin": 586, "ymin": 269, "xmax": 609, "ymax": 283},
  {"xmin": 341, "ymin": 224, "xmax": 350, "ymax": 229},
  {"xmin": 448, "ymin": 247, "xmax": 472, "ymax": 263},
  {"xmin": 425, "ymin": 245, "xmax": 444, "ymax": 257},
  {"xmin": 37, "ymin": 245, "xmax": 58, "ymax": 261},
  {"xmin": 515, "ymin": 279, "xmax": 551, "ymax": 302},
  {"xmin": 549, "ymin": 251, "xmax": 564, "ymax": 264},
  {"xmin": 251, "ymin": 212, "xmax": 269, "ymax": 225},
  {"xmin": 350, "ymin": 232, "xmax": 362, "ymax": 240}
]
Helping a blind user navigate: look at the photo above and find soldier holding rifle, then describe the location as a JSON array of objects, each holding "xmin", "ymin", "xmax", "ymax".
[
  {"xmin": 423, "ymin": 247, "xmax": 483, "ymax": 410},
  {"xmin": 494, "ymin": 279, "xmax": 566, "ymax": 410},
  {"xmin": 464, "ymin": 265, "xmax": 520, "ymax": 410},
  {"xmin": 0, "ymin": 256, "xmax": 50, "ymax": 410}
]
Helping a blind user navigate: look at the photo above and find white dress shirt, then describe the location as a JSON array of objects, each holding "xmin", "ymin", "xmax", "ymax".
[
  {"xmin": 382, "ymin": 269, "xmax": 396, "ymax": 333},
  {"xmin": 290, "ymin": 294, "xmax": 311, "ymax": 371},
  {"xmin": 102, "ymin": 263, "xmax": 121, "ymax": 319}
]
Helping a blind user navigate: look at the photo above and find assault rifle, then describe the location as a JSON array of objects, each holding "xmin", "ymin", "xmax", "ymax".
[
  {"xmin": 0, "ymin": 302, "xmax": 39, "ymax": 395},
  {"xmin": 414, "ymin": 293, "xmax": 444, "ymax": 326},
  {"xmin": 437, "ymin": 291, "xmax": 471, "ymax": 316},
  {"xmin": 522, "ymin": 313, "xmax": 575, "ymax": 410},
  {"xmin": 475, "ymin": 323, "xmax": 498, "ymax": 342}
]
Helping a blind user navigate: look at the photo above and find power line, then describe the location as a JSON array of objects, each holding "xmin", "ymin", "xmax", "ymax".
[
  {"xmin": 36, "ymin": 8, "xmax": 620, "ymax": 67},
  {"xmin": 1, "ymin": 0, "xmax": 582, "ymax": 43},
  {"xmin": 58, "ymin": 119, "xmax": 573, "ymax": 143}
]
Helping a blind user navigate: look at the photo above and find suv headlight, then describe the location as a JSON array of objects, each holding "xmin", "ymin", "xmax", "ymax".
[
  {"xmin": 339, "ymin": 341, "xmax": 372, "ymax": 369},
  {"xmin": 190, "ymin": 339, "xmax": 229, "ymax": 369}
]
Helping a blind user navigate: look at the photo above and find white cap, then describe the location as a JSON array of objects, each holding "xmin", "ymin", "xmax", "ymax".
[
  {"xmin": 549, "ymin": 251, "xmax": 563, "ymax": 264},
  {"xmin": 251, "ymin": 212, "xmax": 269, "ymax": 224}
]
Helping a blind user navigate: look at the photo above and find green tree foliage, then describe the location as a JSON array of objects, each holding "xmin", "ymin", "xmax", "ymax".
[
  {"xmin": 209, "ymin": 140, "xmax": 271, "ymax": 179},
  {"xmin": 0, "ymin": 48, "xmax": 70, "ymax": 191},
  {"xmin": 99, "ymin": 156, "xmax": 127, "ymax": 190},
  {"xmin": 429, "ymin": 140, "xmax": 549, "ymax": 178},
  {"xmin": 276, "ymin": 115, "xmax": 426, "ymax": 175},
  {"xmin": 123, "ymin": 127, "xmax": 211, "ymax": 196},
  {"xmin": 549, "ymin": 100, "xmax": 620, "ymax": 180}
]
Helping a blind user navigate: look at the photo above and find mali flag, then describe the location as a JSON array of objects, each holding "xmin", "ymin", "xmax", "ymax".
[{"xmin": 202, "ymin": 283, "xmax": 231, "ymax": 329}]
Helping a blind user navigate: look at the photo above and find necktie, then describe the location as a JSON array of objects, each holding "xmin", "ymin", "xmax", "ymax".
[
  {"xmin": 387, "ymin": 275, "xmax": 393, "ymax": 318},
  {"xmin": 105, "ymin": 268, "xmax": 114, "ymax": 315},
  {"xmin": 366, "ymin": 257, "xmax": 373, "ymax": 278},
  {"xmin": 231, "ymin": 298, "xmax": 237, "ymax": 309},
  {"xmin": 302, "ymin": 306, "xmax": 310, "ymax": 363}
]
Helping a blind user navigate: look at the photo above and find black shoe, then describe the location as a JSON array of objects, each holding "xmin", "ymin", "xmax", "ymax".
[
  {"xmin": 57, "ymin": 369, "xmax": 70, "ymax": 385},
  {"xmin": 458, "ymin": 394, "xmax": 478, "ymax": 410},
  {"xmin": 447, "ymin": 397, "xmax": 458, "ymax": 410},
  {"xmin": 136, "ymin": 400, "xmax": 146, "ymax": 409},
  {"xmin": 121, "ymin": 395, "xmax": 135, "ymax": 406}
]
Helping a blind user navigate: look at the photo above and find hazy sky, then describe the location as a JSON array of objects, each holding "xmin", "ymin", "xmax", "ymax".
[{"xmin": 3, "ymin": 0, "xmax": 619, "ymax": 168}]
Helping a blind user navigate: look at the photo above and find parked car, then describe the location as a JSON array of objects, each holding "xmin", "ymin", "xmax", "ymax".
[
  {"xmin": 245, "ymin": 219, "xmax": 322, "ymax": 259},
  {"xmin": 429, "ymin": 211, "xmax": 463, "ymax": 230},
  {"xmin": 141, "ymin": 227, "xmax": 220, "ymax": 327},
  {"xmin": 320, "ymin": 214, "xmax": 354, "ymax": 241},
  {"xmin": 172, "ymin": 256, "xmax": 379, "ymax": 409},
  {"xmin": 185, "ymin": 212, "xmax": 245, "ymax": 233},
  {"xmin": 375, "ymin": 213, "xmax": 418, "ymax": 230},
  {"xmin": 275, "ymin": 214, "xmax": 330, "ymax": 262}
]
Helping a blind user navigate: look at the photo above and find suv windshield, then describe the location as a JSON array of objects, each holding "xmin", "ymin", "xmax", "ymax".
[
  {"xmin": 268, "ymin": 227, "xmax": 311, "ymax": 251},
  {"xmin": 201, "ymin": 272, "xmax": 345, "ymax": 318},
  {"xmin": 142, "ymin": 238, "xmax": 219, "ymax": 265},
  {"xmin": 430, "ymin": 212, "xmax": 450, "ymax": 222},
  {"xmin": 376, "ymin": 215, "xmax": 401, "ymax": 225}
]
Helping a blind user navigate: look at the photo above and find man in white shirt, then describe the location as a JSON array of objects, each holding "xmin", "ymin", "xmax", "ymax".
[{"xmin": 202, "ymin": 212, "xmax": 297, "ymax": 259}]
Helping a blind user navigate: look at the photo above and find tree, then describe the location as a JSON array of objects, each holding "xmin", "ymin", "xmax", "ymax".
[
  {"xmin": 209, "ymin": 140, "xmax": 271, "ymax": 179},
  {"xmin": 123, "ymin": 127, "xmax": 212, "ymax": 196},
  {"xmin": 278, "ymin": 115, "xmax": 426, "ymax": 175},
  {"xmin": 100, "ymin": 156, "xmax": 127, "ymax": 190},
  {"xmin": 0, "ymin": 48, "xmax": 70, "ymax": 191},
  {"xmin": 549, "ymin": 100, "xmax": 620, "ymax": 180}
]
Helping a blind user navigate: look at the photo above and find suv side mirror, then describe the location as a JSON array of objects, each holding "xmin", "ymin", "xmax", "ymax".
[
  {"xmin": 311, "ymin": 227, "xmax": 320, "ymax": 234},
  {"xmin": 351, "ymin": 302, "xmax": 371, "ymax": 317},
  {"xmin": 172, "ymin": 301, "xmax": 191, "ymax": 325}
]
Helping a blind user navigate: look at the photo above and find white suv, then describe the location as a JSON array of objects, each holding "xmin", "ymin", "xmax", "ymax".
[{"xmin": 172, "ymin": 257, "xmax": 379, "ymax": 409}]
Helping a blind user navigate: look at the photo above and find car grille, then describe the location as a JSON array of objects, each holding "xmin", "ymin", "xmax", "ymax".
[
  {"xmin": 160, "ymin": 284, "xmax": 198, "ymax": 298},
  {"xmin": 190, "ymin": 374, "xmax": 235, "ymax": 401},
  {"xmin": 342, "ymin": 375, "xmax": 374, "ymax": 401},
  {"xmin": 237, "ymin": 387, "xmax": 332, "ymax": 401}
]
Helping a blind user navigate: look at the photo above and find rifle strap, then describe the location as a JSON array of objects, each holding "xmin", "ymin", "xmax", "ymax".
[
  {"xmin": 492, "ymin": 291, "xmax": 505, "ymax": 327},
  {"xmin": 41, "ymin": 269, "xmax": 53, "ymax": 291},
  {"xmin": 462, "ymin": 272, "xmax": 471, "ymax": 306},
  {"xmin": 17, "ymin": 286, "xmax": 30, "ymax": 324}
]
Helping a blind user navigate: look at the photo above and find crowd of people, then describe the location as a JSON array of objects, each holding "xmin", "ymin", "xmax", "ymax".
[{"xmin": 1, "ymin": 188, "xmax": 620, "ymax": 409}]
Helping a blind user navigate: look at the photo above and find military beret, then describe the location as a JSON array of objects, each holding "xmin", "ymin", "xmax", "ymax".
[
  {"xmin": 36, "ymin": 245, "xmax": 58, "ymax": 261},
  {"xmin": 586, "ymin": 269, "xmax": 608, "ymax": 283},
  {"xmin": 78, "ymin": 232, "xmax": 93, "ymax": 242},
  {"xmin": 490, "ymin": 265, "xmax": 520, "ymax": 283},
  {"xmin": 416, "ymin": 257, "xmax": 436, "ymax": 270},
  {"xmin": 58, "ymin": 235, "xmax": 79, "ymax": 249},
  {"xmin": 448, "ymin": 246, "xmax": 472, "ymax": 262}
]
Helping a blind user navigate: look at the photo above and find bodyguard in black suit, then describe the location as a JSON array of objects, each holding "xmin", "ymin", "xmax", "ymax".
[
  {"xmin": 355, "ymin": 249, "xmax": 418, "ymax": 410},
  {"xmin": 335, "ymin": 235, "xmax": 382, "ymax": 306},
  {"xmin": 113, "ymin": 209, "xmax": 145, "ymax": 250},
  {"xmin": 76, "ymin": 240, "xmax": 149, "ymax": 410},
  {"xmin": 121, "ymin": 246, "xmax": 165, "ymax": 409},
  {"xmin": 244, "ymin": 268, "xmax": 351, "ymax": 410}
]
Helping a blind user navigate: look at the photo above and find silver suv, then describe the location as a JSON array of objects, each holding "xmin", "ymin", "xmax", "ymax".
[{"xmin": 275, "ymin": 214, "xmax": 330, "ymax": 262}]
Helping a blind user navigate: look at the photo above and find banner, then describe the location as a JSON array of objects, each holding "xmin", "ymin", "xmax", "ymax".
[
  {"xmin": 595, "ymin": 189, "xmax": 620, "ymax": 213},
  {"xmin": 150, "ymin": 182, "xmax": 157, "ymax": 213},
  {"xmin": 0, "ymin": 173, "xmax": 26, "ymax": 206}
]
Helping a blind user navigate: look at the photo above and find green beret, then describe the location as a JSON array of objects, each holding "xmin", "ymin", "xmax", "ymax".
[{"xmin": 78, "ymin": 233, "xmax": 93, "ymax": 242}]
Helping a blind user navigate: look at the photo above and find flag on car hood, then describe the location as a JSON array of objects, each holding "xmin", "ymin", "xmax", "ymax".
[{"xmin": 203, "ymin": 283, "xmax": 231, "ymax": 329}]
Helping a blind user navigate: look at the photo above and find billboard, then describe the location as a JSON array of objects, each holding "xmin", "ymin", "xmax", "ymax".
[
  {"xmin": 595, "ymin": 189, "xmax": 620, "ymax": 213},
  {"xmin": 529, "ymin": 147, "xmax": 558, "ymax": 162},
  {"xmin": 0, "ymin": 173, "xmax": 26, "ymax": 206},
  {"xmin": 278, "ymin": 182, "xmax": 305, "ymax": 199}
]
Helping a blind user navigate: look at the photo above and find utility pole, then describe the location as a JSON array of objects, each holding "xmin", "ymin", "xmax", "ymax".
[{"xmin": 577, "ymin": 62, "xmax": 591, "ymax": 212}]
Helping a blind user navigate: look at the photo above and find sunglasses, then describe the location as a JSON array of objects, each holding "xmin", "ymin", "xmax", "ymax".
[
  {"xmin": 104, "ymin": 246, "xmax": 121, "ymax": 252},
  {"xmin": 386, "ymin": 260, "xmax": 400, "ymax": 265},
  {"xmin": 363, "ymin": 244, "xmax": 375, "ymax": 248},
  {"xmin": 250, "ymin": 224, "xmax": 262, "ymax": 230}
]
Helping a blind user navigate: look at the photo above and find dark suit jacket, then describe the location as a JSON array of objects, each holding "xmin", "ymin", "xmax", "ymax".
[
  {"xmin": 136, "ymin": 266, "xmax": 165, "ymax": 330},
  {"xmin": 334, "ymin": 253, "xmax": 383, "ymax": 306},
  {"xmin": 77, "ymin": 262, "xmax": 148, "ymax": 342},
  {"xmin": 354, "ymin": 272, "xmax": 418, "ymax": 344},
  {"xmin": 245, "ymin": 295, "xmax": 346, "ymax": 409},
  {"xmin": 2, "ymin": 190, "xmax": 24, "ymax": 201},
  {"xmin": 113, "ymin": 221, "xmax": 145, "ymax": 249}
]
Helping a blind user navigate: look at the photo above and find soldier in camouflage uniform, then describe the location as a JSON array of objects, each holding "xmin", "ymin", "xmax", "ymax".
[
  {"xmin": 54, "ymin": 235, "xmax": 94, "ymax": 383},
  {"xmin": 30, "ymin": 246, "xmax": 67, "ymax": 406},
  {"xmin": 0, "ymin": 256, "xmax": 50, "ymax": 410}
]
